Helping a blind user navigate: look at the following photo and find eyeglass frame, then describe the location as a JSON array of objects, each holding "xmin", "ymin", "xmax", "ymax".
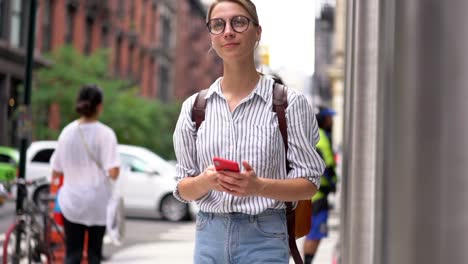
[{"xmin": 206, "ymin": 15, "xmax": 258, "ymax": 35}]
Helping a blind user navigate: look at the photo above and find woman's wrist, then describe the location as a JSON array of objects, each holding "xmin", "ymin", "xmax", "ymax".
[
  {"xmin": 195, "ymin": 171, "xmax": 211, "ymax": 194},
  {"xmin": 256, "ymin": 178, "xmax": 269, "ymax": 197}
]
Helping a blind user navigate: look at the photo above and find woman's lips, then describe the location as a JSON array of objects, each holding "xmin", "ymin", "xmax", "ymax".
[{"xmin": 223, "ymin": 42, "xmax": 239, "ymax": 48}]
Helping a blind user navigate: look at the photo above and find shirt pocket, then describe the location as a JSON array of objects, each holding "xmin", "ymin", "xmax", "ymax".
[{"xmin": 240, "ymin": 124, "xmax": 280, "ymax": 175}]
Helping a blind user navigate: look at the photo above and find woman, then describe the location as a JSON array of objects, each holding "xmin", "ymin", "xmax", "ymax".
[
  {"xmin": 51, "ymin": 84, "xmax": 120, "ymax": 264},
  {"xmin": 174, "ymin": 0, "xmax": 325, "ymax": 263}
]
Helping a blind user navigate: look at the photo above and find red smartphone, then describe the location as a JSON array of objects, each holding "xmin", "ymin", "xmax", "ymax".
[{"xmin": 213, "ymin": 157, "xmax": 240, "ymax": 172}]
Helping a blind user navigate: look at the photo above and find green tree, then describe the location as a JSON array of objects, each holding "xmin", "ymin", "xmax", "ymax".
[{"xmin": 32, "ymin": 46, "xmax": 181, "ymax": 159}]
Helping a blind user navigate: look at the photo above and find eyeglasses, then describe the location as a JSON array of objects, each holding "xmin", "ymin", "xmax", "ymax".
[{"xmin": 206, "ymin": 15, "xmax": 257, "ymax": 35}]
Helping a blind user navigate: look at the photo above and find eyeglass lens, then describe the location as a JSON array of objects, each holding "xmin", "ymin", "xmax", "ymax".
[{"xmin": 208, "ymin": 16, "xmax": 250, "ymax": 35}]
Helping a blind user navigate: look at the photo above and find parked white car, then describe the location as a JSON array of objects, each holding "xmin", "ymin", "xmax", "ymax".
[{"xmin": 24, "ymin": 141, "xmax": 196, "ymax": 222}]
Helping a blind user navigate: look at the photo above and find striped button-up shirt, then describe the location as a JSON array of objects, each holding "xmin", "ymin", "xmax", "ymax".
[{"xmin": 173, "ymin": 76, "xmax": 325, "ymax": 214}]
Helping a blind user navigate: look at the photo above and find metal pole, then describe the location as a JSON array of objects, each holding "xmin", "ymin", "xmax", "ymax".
[
  {"xmin": 342, "ymin": 0, "xmax": 468, "ymax": 263},
  {"xmin": 16, "ymin": 0, "xmax": 37, "ymax": 212},
  {"xmin": 341, "ymin": 0, "xmax": 381, "ymax": 263},
  {"xmin": 14, "ymin": 2, "xmax": 37, "ymax": 262},
  {"xmin": 379, "ymin": 0, "xmax": 468, "ymax": 263}
]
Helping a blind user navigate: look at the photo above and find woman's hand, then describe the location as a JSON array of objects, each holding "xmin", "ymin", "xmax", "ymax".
[
  {"xmin": 199, "ymin": 165, "xmax": 225, "ymax": 192},
  {"xmin": 216, "ymin": 161, "xmax": 266, "ymax": 197},
  {"xmin": 178, "ymin": 165, "xmax": 224, "ymax": 201},
  {"xmin": 108, "ymin": 167, "xmax": 120, "ymax": 180}
]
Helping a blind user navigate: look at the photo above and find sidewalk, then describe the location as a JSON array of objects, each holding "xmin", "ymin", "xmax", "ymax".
[{"xmin": 103, "ymin": 209, "xmax": 339, "ymax": 264}]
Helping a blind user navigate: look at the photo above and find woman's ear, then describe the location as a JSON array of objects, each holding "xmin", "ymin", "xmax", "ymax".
[
  {"xmin": 97, "ymin": 103, "xmax": 104, "ymax": 115},
  {"xmin": 257, "ymin": 25, "xmax": 262, "ymax": 41}
]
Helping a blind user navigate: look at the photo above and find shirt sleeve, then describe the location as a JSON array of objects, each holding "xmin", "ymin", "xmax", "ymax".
[
  {"xmin": 51, "ymin": 132, "xmax": 64, "ymax": 172},
  {"xmin": 100, "ymin": 128, "xmax": 120, "ymax": 172},
  {"xmin": 50, "ymin": 148, "xmax": 62, "ymax": 173},
  {"xmin": 285, "ymin": 92, "xmax": 325, "ymax": 189},
  {"xmin": 172, "ymin": 94, "xmax": 199, "ymax": 203}
]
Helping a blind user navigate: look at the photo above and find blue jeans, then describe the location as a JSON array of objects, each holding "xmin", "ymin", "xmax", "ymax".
[{"xmin": 194, "ymin": 209, "xmax": 290, "ymax": 264}]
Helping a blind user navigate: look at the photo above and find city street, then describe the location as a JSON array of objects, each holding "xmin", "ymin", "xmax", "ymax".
[
  {"xmin": 0, "ymin": 200, "xmax": 338, "ymax": 263},
  {"xmin": 0, "ymin": 201, "xmax": 195, "ymax": 261},
  {"xmin": 102, "ymin": 211, "xmax": 339, "ymax": 264}
]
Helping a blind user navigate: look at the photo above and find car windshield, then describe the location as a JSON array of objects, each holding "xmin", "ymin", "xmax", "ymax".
[
  {"xmin": 0, "ymin": 148, "xmax": 19, "ymax": 164},
  {"xmin": 126, "ymin": 147, "xmax": 175, "ymax": 173}
]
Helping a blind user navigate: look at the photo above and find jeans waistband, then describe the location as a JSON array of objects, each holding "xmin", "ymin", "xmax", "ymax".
[{"xmin": 200, "ymin": 208, "xmax": 285, "ymax": 221}]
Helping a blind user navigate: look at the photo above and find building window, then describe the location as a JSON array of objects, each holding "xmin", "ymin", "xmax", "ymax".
[
  {"xmin": 141, "ymin": 0, "xmax": 146, "ymax": 35},
  {"xmin": 128, "ymin": 44, "xmax": 134, "ymax": 78},
  {"xmin": 10, "ymin": 0, "xmax": 23, "ymax": 47},
  {"xmin": 8, "ymin": 78, "xmax": 21, "ymax": 146},
  {"xmin": 65, "ymin": 7, "xmax": 75, "ymax": 44},
  {"xmin": 129, "ymin": 1, "xmax": 135, "ymax": 30},
  {"xmin": 115, "ymin": 36, "xmax": 122, "ymax": 75},
  {"xmin": 139, "ymin": 51, "xmax": 144, "ymax": 82},
  {"xmin": 130, "ymin": 1, "xmax": 134, "ymax": 23},
  {"xmin": 161, "ymin": 16, "xmax": 171, "ymax": 50},
  {"xmin": 149, "ymin": 58, "xmax": 155, "ymax": 96},
  {"xmin": 85, "ymin": 17, "xmax": 94, "ymax": 55},
  {"xmin": 0, "ymin": 0, "xmax": 4, "ymax": 39},
  {"xmin": 118, "ymin": 0, "xmax": 125, "ymax": 17},
  {"xmin": 151, "ymin": 6, "xmax": 156, "ymax": 42},
  {"xmin": 101, "ymin": 26, "xmax": 108, "ymax": 48},
  {"xmin": 158, "ymin": 65, "xmax": 169, "ymax": 101},
  {"xmin": 42, "ymin": 0, "xmax": 53, "ymax": 52}
]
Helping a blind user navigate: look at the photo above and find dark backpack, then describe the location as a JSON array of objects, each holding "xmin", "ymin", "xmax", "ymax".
[{"xmin": 191, "ymin": 83, "xmax": 311, "ymax": 264}]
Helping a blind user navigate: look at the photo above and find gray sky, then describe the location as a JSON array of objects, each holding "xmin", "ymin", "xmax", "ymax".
[{"xmin": 253, "ymin": 0, "xmax": 316, "ymax": 76}]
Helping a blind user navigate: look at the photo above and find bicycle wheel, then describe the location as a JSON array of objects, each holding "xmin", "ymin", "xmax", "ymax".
[
  {"xmin": 3, "ymin": 222, "xmax": 30, "ymax": 264},
  {"xmin": 2, "ymin": 222, "xmax": 50, "ymax": 264}
]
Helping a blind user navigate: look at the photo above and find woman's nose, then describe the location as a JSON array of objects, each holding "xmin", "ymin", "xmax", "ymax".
[{"xmin": 223, "ymin": 22, "xmax": 235, "ymax": 37}]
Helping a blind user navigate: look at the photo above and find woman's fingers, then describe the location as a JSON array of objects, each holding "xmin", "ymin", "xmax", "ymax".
[{"xmin": 218, "ymin": 177, "xmax": 238, "ymax": 190}]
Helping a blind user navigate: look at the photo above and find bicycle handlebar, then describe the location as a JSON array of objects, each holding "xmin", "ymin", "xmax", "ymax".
[{"xmin": 14, "ymin": 177, "xmax": 48, "ymax": 187}]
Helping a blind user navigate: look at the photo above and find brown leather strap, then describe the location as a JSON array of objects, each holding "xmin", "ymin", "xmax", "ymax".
[
  {"xmin": 272, "ymin": 83, "xmax": 290, "ymax": 171},
  {"xmin": 287, "ymin": 208, "xmax": 303, "ymax": 264},
  {"xmin": 192, "ymin": 89, "xmax": 208, "ymax": 130},
  {"xmin": 273, "ymin": 83, "xmax": 303, "ymax": 264}
]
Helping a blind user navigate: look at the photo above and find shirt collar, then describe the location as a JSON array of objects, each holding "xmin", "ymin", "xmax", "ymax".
[
  {"xmin": 204, "ymin": 77, "xmax": 222, "ymax": 99},
  {"xmin": 205, "ymin": 75, "xmax": 274, "ymax": 103},
  {"xmin": 254, "ymin": 75, "xmax": 274, "ymax": 103}
]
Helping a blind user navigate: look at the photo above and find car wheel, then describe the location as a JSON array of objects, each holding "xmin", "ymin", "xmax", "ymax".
[
  {"xmin": 160, "ymin": 194, "xmax": 189, "ymax": 222},
  {"xmin": 33, "ymin": 185, "xmax": 50, "ymax": 213}
]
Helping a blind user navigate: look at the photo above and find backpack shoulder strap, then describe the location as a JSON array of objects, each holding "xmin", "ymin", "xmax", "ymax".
[
  {"xmin": 272, "ymin": 83, "xmax": 290, "ymax": 171},
  {"xmin": 273, "ymin": 83, "xmax": 304, "ymax": 264},
  {"xmin": 191, "ymin": 89, "xmax": 209, "ymax": 130}
]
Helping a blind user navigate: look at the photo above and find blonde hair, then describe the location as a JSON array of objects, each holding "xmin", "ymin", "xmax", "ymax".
[{"xmin": 206, "ymin": 0, "xmax": 260, "ymax": 26}]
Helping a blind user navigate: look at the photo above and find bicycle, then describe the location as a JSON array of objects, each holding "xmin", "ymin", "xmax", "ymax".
[{"xmin": 2, "ymin": 178, "xmax": 65, "ymax": 264}]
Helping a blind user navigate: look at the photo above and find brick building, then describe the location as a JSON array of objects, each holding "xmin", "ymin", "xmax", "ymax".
[
  {"xmin": 0, "ymin": 0, "xmax": 221, "ymax": 146},
  {"xmin": 175, "ymin": 0, "xmax": 222, "ymax": 98},
  {"xmin": 0, "ymin": 0, "xmax": 50, "ymax": 146}
]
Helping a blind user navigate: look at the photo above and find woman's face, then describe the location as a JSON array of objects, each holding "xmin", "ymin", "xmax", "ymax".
[{"xmin": 209, "ymin": 2, "xmax": 261, "ymax": 62}]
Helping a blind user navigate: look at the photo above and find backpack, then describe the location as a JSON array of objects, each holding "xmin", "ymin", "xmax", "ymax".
[{"xmin": 191, "ymin": 83, "xmax": 311, "ymax": 264}]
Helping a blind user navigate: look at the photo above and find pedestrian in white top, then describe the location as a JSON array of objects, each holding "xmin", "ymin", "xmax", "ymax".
[
  {"xmin": 173, "ymin": 1, "xmax": 325, "ymax": 263},
  {"xmin": 51, "ymin": 84, "xmax": 120, "ymax": 264}
]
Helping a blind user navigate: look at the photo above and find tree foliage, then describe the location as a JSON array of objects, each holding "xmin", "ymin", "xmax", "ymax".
[{"xmin": 32, "ymin": 46, "xmax": 181, "ymax": 160}]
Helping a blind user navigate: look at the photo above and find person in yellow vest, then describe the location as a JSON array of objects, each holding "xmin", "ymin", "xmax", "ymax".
[{"xmin": 303, "ymin": 106, "xmax": 338, "ymax": 264}]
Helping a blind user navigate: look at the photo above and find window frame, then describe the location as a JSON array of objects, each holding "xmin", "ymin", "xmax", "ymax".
[
  {"xmin": 84, "ymin": 17, "xmax": 94, "ymax": 55},
  {"xmin": 9, "ymin": 0, "xmax": 24, "ymax": 47},
  {"xmin": 65, "ymin": 6, "xmax": 76, "ymax": 44},
  {"xmin": 158, "ymin": 65, "xmax": 169, "ymax": 102},
  {"xmin": 41, "ymin": 0, "xmax": 53, "ymax": 52},
  {"xmin": 31, "ymin": 149, "xmax": 55, "ymax": 163},
  {"xmin": 0, "ymin": 0, "xmax": 5, "ymax": 39}
]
